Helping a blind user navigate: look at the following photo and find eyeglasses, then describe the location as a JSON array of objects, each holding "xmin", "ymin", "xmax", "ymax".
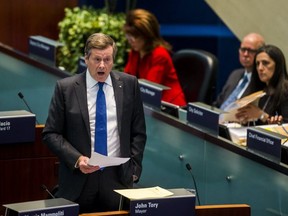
[{"xmin": 239, "ymin": 47, "xmax": 257, "ymax": 54}]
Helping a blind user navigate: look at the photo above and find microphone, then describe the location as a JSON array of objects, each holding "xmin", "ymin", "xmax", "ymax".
[
  {"xmin": 41, "ymin": 184, "xmax": 55, "ymax": 199},
  {"xmin": 18, "ymin": 92, "xmax": 39, "ymax": 124},
  {"xmin": 185, "ymin": 163, "xmax": 201, "ymax": 205}
]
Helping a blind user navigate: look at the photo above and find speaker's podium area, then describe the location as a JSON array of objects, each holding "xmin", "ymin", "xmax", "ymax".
[
  {"xmin": 115, "ymin": 187, "xmax": 195, "ymax": 216},
  {"xmin": 3, "ymin": 198, "xmax": 79, "ymax": 216},
  {"xmin": 79, "ymin": 205, "xmax": 250, "ymax": 216},
  {"xmin": 0, "ymin": 113, "xmax": 58, "ymax": 215}
]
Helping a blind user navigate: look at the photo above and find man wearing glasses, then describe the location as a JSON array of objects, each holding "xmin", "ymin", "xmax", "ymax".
[{"xmin": 214, "ymin": 33, "xmax": 265, "ymax": 109}]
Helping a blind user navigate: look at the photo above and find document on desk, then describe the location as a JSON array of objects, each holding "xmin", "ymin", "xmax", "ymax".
[
  {"xmin": 229, "ymin": 126, "xmax": 248, "ymax": 146},
  {"xmin": 88, "ymin": 152, "xmax": 130, "ymax": 167},
  {"xmin": 114, "ymin": 186, "xmax": 174, "ymax": 200}
]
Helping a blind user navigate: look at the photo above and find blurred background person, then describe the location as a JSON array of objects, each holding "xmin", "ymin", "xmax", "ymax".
[
  {"xmin": 236, "ymin": 44, "xmax": 288, "ymax": 124},
  {"xmin": 215, "ymin": 33, "xmax": 265, "ymax": 109},
  {"xmin": 124, "ymin": 8, "xmax": 186, "ymax": 106}
]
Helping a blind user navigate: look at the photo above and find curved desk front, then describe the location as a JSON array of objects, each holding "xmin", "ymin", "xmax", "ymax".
[{"xmin": 140, "ymin": 106, "xmax": 288, "ymax": 216}]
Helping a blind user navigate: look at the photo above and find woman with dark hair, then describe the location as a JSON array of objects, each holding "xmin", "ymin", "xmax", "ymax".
[
  {"xmin": 123, "ymin": 9, "xmax": 186, "ymax": 106},
  {"xmin": 236, "ymin": 44, "xmax": 288, "ymax": 124}
]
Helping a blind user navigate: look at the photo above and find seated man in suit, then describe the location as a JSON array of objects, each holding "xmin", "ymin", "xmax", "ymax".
[{"xmin": 214, "ymin": 33, "xmax": 265, "ymax": 110}]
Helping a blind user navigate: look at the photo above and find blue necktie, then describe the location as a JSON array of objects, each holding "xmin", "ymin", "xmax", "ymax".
[
  {"xmin": 94, "ymin": 82, "xmax": 107, "ymax": 155},
  {"xmin": 220, "ymin": 74, "xmax": 249, "ymax": 110}
]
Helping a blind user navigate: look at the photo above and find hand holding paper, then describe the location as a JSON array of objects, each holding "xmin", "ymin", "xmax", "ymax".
[
  {"xmin": 220, "ymin": 90, "xmax": 266, "ymax": 123},
  {"xmin": 88, "ymin": 152, "xmax": 130, "ymax": 168}
]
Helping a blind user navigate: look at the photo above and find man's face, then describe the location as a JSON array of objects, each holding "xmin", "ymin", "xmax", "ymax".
[
  {"xmin": 85, "ymin": 46, "xmax": 114, "ymax": 82},
  {"xmin": 238, "ymin": 39, "xmax": 259, "ymax": 71}
]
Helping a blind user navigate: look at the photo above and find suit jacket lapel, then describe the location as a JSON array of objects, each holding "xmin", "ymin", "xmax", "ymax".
[
  {"xmin": 233, "ymin": 70, "xmax": 245, "ymax": 89},
  {"xmin": 227, "ymin": 69, "xmax": 245, "ymax": 97},
  {"xmin": 74, "ymin": 73, "xmax": 90, "ymax": 135},
  {"xmin": 111, "ymin": 72, "xmax": 124, "ymax": 133}
]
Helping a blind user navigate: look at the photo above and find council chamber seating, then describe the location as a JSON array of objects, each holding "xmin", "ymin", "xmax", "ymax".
[{"xmin": 172, "ymin": 49, "xmax": 218, "ymax": 104}]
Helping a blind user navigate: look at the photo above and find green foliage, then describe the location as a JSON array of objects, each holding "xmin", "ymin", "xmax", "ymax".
[{"xmin": 58, "ymin": 7, "xmax": 127, "ymax": 73}]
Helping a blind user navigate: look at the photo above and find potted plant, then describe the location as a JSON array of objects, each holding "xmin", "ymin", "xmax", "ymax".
[{"xmin": 57, "ymin": 6, "xmax": 127, "ymax": 73}]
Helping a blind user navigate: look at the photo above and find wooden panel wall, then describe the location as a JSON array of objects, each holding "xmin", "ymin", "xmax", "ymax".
[
  {"xmin": 0, "ymin": 126, "xmax": 59, "ymax": 215},
  {"xmin": 0, "ymin": 0, "xmax": 78, "ymax": 53}
]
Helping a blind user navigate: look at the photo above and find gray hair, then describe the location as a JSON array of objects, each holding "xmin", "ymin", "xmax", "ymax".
[{"xmin": 84, "ymin": 33, "xmax": 117, "ymax": 60}]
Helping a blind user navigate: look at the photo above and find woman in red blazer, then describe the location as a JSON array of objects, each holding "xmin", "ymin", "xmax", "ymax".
[{"xmin": 124, "ymin": 9, "xmax": 187, "ymax": 106}]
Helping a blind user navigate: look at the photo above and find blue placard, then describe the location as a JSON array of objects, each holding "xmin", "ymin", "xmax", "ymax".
[
  {"xmin": 139, "ymin": 79, "xmax": 170, "ymax": 109},
  {"xmin": 3, "ymin": 198, "xmax": 79, "ymax": 216},
  {"xmin": 28, "ymin": 35, "xmax": 63, "ymax": 66},
  {"xmin": 247, "ymin": 127, "xmax": 285, "ymax": 161},
  {"xmin": 187, "ymin": 102, "xmax": 221, "ymax": 134},
  {"xmin": 130, "ymin": 188, "xmax": 195, "ymax": 216},
  {"xmin": 0, "ymin": 110, "xmax": 35, "ymax": 144}
]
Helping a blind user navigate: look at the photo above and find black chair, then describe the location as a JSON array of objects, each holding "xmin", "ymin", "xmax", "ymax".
[{"xmin": 172, "ymin": 49, "xmax": 218, "ymax": 104}]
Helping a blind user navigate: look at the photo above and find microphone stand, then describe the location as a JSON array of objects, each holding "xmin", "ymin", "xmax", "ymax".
[{"xmin": 186, "ymin": 163, "xmax": 201, "ymax": 205}]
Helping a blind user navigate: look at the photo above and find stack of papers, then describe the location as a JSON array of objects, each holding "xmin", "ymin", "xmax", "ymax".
[
  {"xmin": 229, "ymin": 126, "xmax": 248, "ymax": 146},
  {"xmin": 258, "ymin": 124, "xmax": 288, "ymax": 136},
  {"xmin": 227, "ymin": 123, "xmax": 288, "ymax": 147},
  {"xmin": 114, "ymin": 186, "xmax": 174, "ymax": 200},
  {"xmin": 257, "ymin": 124, "xmax": 288, "ymax": 146}
]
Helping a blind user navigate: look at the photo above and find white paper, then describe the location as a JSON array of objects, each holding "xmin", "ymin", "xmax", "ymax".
[
  {"xmin": 229, "ymin": 126, "xmax": 248, "ymax": 146},
  {"xmin": 257, "ymin": 123, "xmax": 288, "ymax": 146},
  {"xmin": 114, "ymin": 186, "xmax": 174, "ymax": 200},
  {"xmin": 88, "ymin": 152, "xmax": 130, "ymax": 168}
]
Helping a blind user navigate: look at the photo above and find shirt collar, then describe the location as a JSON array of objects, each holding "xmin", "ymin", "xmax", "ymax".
[
  {"xmin": 86, "ymin": 69, "xmax": 112, "ymax": 89},
  {"xmin": 244, "ymin": 70, "xmax": 252, "ymax": 80}
]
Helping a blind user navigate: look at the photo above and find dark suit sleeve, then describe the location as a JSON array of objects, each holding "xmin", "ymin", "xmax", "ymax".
[
  {"xmin": 274, "ymin": 95, "xmax": 288, "ymax": 123},
  {"xmin": 280, "ymin": 101, "xmax": 288, "ymax": 123},
  {"xmin": 42, "ymin": 80, "xmax": 84, "ymax": 170},
  {"xmin": 130, "ymin": 78, "xmax": 146, "ymax": 179},
  {"xmin": 214, "ymin": 69, "xmax": 244, "ymax": 107},
  {"xmin": 117, "ymin": 74, "xmax": 146, "ymax": 184}
]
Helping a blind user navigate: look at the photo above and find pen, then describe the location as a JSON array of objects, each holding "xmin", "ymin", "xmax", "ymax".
[{"xmin": 282, "ymin": 125, "xmax": 288, "ymax": 135}]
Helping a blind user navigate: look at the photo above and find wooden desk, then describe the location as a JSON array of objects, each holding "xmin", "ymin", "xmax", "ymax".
[
  {"xmin": 195, "ymin": 204, "xmax": 250, "ymax": 216},
  {"xmin": 79, "ymin": 204, "xmax": 250, "ymax": 216},
  {"xmin": 0, "ymin": 125, "xmax": 58, "ymax": 215},
  {"xmin": 80, "ymin": 211, "xmax": 129, "ymax": 216}
]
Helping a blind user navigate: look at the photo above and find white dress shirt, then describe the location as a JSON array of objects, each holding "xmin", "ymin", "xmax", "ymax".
[
  {"xmin": 236, "ymin": 71, "xmax": 251, "ymax": 99},
  {"xmin": 86, "ymin": 70, "xmax": 120, "ymax": 157}
]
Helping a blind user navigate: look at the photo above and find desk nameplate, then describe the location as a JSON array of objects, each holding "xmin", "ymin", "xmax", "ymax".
[{"xmin": 187, "ymin": 102, "xmax": 221, "ymax": 134}]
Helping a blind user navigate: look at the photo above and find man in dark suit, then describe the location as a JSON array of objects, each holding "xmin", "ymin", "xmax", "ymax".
[
  {"xmin": 215, "ymin": 33, "xmax": 265, "ymax": 109},
  {"xmin": 42, "ymin": 33, "xmax": 146, "ymax": 213}
]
